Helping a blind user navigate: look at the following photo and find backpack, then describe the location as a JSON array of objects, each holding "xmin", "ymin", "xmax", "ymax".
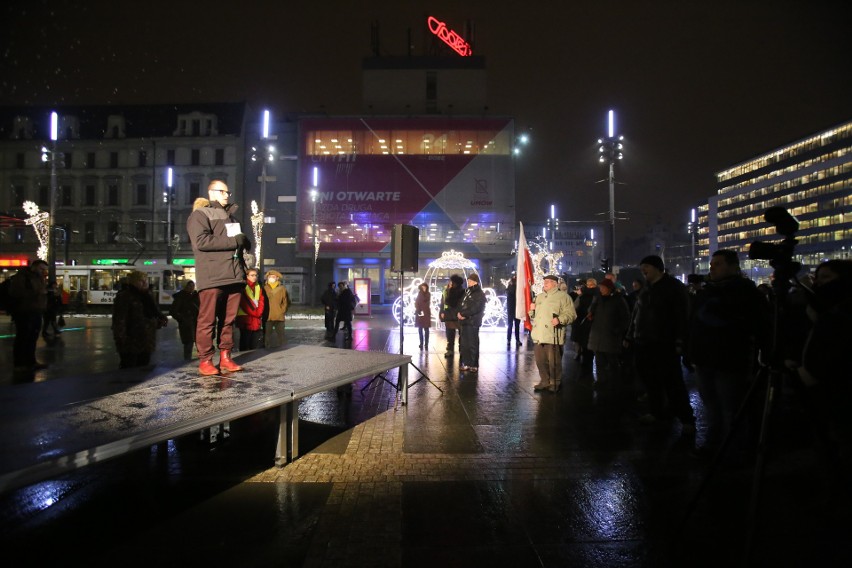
[
  {"xmin": 0, "ymin": 270, "xmax": 31, "ymax": 314},
  {"xmin": 0, "ymin": 278, "xmax": 11, "ymax": 313}
]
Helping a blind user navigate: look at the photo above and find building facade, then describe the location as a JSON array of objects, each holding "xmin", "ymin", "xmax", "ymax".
[
  {"xmin": 702, "ymin": 119, "xmax": 852, "ymax": 280},
  {"xmin": 0, "ymin": 103, "xmax": 247, "ymax": 271}
]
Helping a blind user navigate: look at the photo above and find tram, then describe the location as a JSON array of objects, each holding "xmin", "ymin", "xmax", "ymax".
[{"xmin": 55, "ymin": 261, "xmax": 193, "ymax": 309}]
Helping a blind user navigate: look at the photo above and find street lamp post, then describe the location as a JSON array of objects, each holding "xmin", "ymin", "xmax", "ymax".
[
  {"xmin": 45, "ymin": 111, "xmax": 59, "ymax": 284},
  {"xmin": 309, "ymin": 166, "xmax": 320, "ymax": 308},
  {"xmin": 251, "ymin": 110, "xmax": 276, "ymax": 273},
  {"xmin": 310, "ymin": 186, "xmax": 318, "ymax": 308},
  {"xmin": 590, "ymin": 228, "xmax": 597, "ymax": 274},
  {"xmin": 688, "ymin": 208, "xmax": 697, "ymax": 273},
  {"xmin": 165, "ymin": 167, "xmax": 174, "ymax": 264},
  {"xmin": 598, "ymin": 109, "xmax": 624, "ymax": 269}
]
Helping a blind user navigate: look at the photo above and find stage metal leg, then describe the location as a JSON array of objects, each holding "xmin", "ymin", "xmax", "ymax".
[
  {"xmin": 275, "ymin": 403, "xmax": 288, "ymax": 465},
  {"xmin": 275, "ymin": 400, "xmax": 299, "ymax": 465},
  {"xmin": 401, "ymin": 363, "xmax": 409, "ymax": 405}
]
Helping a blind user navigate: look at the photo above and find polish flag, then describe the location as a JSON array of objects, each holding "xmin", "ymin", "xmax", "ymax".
[{"xmin": 515, "ymin": 222, "xmax": 533, "ymax": 331}]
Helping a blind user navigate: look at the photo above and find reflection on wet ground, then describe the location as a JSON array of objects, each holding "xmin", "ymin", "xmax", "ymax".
[{"xmin": 0, "ymin": 312, "xmax": 849, "ymax": 566}]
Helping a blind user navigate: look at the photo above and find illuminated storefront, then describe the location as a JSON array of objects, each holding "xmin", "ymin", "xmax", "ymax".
[{"xmin": 296, "ymin": 117, "xmax": 516, "ymax": 302}]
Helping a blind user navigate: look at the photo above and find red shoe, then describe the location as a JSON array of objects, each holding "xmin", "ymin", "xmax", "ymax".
[
  {"xmin": 219, "ymin": 350, "xmax": 243, "ymax": 372},
  {"xmin": 199, "ymin": 359, "xmax": 219, "ymax": 376}
]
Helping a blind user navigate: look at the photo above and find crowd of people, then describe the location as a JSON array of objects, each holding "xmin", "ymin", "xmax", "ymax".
[{"xmin": 5, "ymin": 181, "xmax": 850, "ymax": 471}]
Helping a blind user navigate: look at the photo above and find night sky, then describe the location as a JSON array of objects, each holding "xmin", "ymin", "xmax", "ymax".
[{"xmin": 2, "ymin": 0, "xmax": 850, "ymax": 240}]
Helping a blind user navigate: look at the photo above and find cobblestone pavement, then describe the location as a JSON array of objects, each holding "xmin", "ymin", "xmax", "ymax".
[{"xmin": 1, "ymin": 310, "xmax": 849, "ymax": 567}]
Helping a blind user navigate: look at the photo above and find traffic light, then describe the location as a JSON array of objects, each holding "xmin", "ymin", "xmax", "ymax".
[{"xmin": 600, "ymin": 258, "xmax": 610, "ymax": 272}]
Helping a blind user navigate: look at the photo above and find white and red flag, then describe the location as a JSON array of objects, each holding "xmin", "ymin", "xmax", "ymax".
[{"xmin": 515, "ymin": 222, "xmax": 533, "ymax": 331}]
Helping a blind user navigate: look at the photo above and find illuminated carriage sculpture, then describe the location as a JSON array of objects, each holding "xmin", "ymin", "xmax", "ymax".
[
  {"xmin": 392, "ymin": 250, "xmax": 506, "ymax": 328},
  {"xmin": 392, "ymin": 240, "xmax": 564, "ymax": 329}
]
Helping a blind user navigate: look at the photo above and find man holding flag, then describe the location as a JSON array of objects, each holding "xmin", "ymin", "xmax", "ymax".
[{"xmin": 529, "ymin": 275, "xmax": 576, "ymax": 393}]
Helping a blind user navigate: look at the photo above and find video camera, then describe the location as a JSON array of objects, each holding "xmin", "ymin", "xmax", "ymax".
[{"xmin": 747, "ymin": 206, "xmax": 801, "ymax": 288}]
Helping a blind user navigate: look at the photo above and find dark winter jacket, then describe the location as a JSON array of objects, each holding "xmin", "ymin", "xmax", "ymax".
[
  {"xmin": 626, "ymin": 273, "xmax": 689, "ymax": 347},
  {"xmin": 8, "ymin": 267, "xmax": 47, "ymax": 315},
  {"xmin": 169, "ymin": 288, "xmax": 199, "ymax": 344},
  {"xmin": 112, "ymin": 285, "xmax": 162, "ymax": 355},
  {"xmin": 458, "ymin": 284, "xmax": 486, "ymax": 327},
  {"xmin": 186, "ymin": 198, "xmax": 246, "ymax": 291},
  {"xmin": 687, "ymin": 275, "xmax": 769, "ymax": 371},
  {"xmin": 587, "ymin": 294, "xmax": 631, "ymax": 354},
  {"xmin": 336, "ymin": 288, "xmax": 357, "ymax": 322}
]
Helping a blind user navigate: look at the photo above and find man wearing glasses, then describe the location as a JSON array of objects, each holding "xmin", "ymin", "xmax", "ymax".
[{"xmin": 187, "ymin": 180, "xmax": 252, "ymax": 375}]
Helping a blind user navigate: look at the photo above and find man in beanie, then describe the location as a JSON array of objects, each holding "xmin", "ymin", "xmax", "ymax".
[
  {"xmin": 457, "ymin": 272, "xmax": 485, "ymax": 372},
  {"xmin": 529, "ymin": 275, "xmax": 577, "ymax": 392},
  {"xmin": 624, "ymin": 254, "xmax": 696, "ymax": 433},
  {"xmin": 263, "ymin": 269, "xmax": 289, "ymax": 348}
]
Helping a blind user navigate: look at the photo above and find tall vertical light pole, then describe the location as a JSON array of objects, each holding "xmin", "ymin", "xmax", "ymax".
[
  {"xmin": 598, "ymin": 109, "xmax": 624, "ymax": 269},
  {"xmin": 590, "ymin": 228, "xmax": 597, "ymax": 274},
  {"xmin": 688, "ymin": 208, "xmax": 697, "ymax": 273},
  {"xmin": 47, "ymin": 111, "xmax": 59, "ymax": 284},
  {"xmin": 252, "ymin": 109, "xmax": 276, "ymax": 273},
  {"xmin": 165, "ymin": 167, "xmax": 174, "ymax": 264},
  {"xmin": 310, "ymin": 166, "xmax": 319, "ymax": 307}
]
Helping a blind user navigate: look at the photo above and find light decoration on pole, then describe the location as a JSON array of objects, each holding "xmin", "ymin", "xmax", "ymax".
[
  {"xmin": 310, "ymin": 166, "xmax": 320, "ymax": 307},
  {"xmin": 23, "ymin": 200, "xmax": 50, "ymax": 261},
  {"xmin": 598, "ymin": 109, "xmax": 624, "ymax": 269},
  {"xmin": 248, "ymin": 200, "xmax": 263, "ymax": 269},
  {"xmin": 526, "ymin": 235, "xmax": 563, "ymax": 296},
  {"xmin": 250, "ymin": 109, "xmax": 276, "ymax": 272},
  {"xmin": 311, "ymin": 167, "xmax": 320, "ymax": 263}
]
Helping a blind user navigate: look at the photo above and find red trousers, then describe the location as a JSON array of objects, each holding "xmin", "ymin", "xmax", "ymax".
[{"xmin": 196, "ymin": 284, "xmax": 243, "ymax": 361}]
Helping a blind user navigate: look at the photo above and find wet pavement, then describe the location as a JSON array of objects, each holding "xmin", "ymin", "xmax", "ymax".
[{"xmin": 0, "ymin": 311, "xmax": 849, "ymax": 567}]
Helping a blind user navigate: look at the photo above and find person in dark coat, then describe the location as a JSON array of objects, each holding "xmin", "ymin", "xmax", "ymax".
[
  {"xmin": 334, "ymin": 281, "xmax": 357, "ymax": 341},
  {"xmin": 8, "ymin": 260, "xmax": 49, "ymax": 371},
  {"xmin": 457, "ymin": 273, "xmax": 486, "ymax": 372},
  {"xmin": 439, "ymin": 274, "xmax": 465, "ymax": 358},
  {"xmin": 112, "ymin": 270, "xmax": 167, "ymax": 369},
  {"xmin": 41, "ymin": 279, "xmax": 62, "ymax": 341},
  {"xmin": 505, "ymin": 275, "xmax": 523, "ymax": 348},
  {"xmin": 571, "ymin": 278, "xmax": 598, "ymax": 371},
  {"xmin": 186, "ymin": 180, "xmax": 251, "ymax": 375},
  {"xmin": 624, "ymin": 255, "xmax": 695, "ymax": 432},
  {"xmin": 587, "ymin": 278, "xmax": 631, "ymax": 389},
  {"xmin": 790, "ymin": 259, "xmax": 852, "ymax": 472},
  {"xmin": 170, "ymin": 280, "xmax": 200, "ymax": 360},
  {"xmin": 414, "ymin": 283, "xmax": 432, "ymax": 350},
  {"xmin": 321, "ymin": 281, "xmax": 337, "ymax": 340},
  {"xmin": 688, "ymin": 249, "xmax": 769, "ymax": 456}
]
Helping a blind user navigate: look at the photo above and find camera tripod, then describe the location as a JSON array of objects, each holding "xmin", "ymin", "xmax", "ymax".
[
  {"xmin": 679, "ymin": 362, "xmax": 781, "ymax": 559},
  {"xmin": 680, "ymin": 268, "xmax": 797, "ymax": 564},
  {"xmin": 360, "ymin": 271, "xmax": 443, "ymax": 399}
]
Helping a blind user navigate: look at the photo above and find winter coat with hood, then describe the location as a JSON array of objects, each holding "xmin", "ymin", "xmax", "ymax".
[
  {"xmin": 264, "ymin": 269, "xmax": 290, "ymax": 321},
  {"xmin": 529, "ymin": 286, "xmax": 576, "ymax": 345},
  {"xmin": 186, "ymin": 197, "xmax": 246, "ymax": 291}
]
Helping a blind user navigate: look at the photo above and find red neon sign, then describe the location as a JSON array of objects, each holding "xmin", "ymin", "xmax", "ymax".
[{"xmin": 427, "ymin": 16, "xmax": 472, "ymax": 57}]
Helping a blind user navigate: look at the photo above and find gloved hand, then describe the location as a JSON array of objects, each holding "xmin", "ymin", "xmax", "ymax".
[{"xmin": 234, "ymin": 233, "xmax": 252, "ymax": 251}]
